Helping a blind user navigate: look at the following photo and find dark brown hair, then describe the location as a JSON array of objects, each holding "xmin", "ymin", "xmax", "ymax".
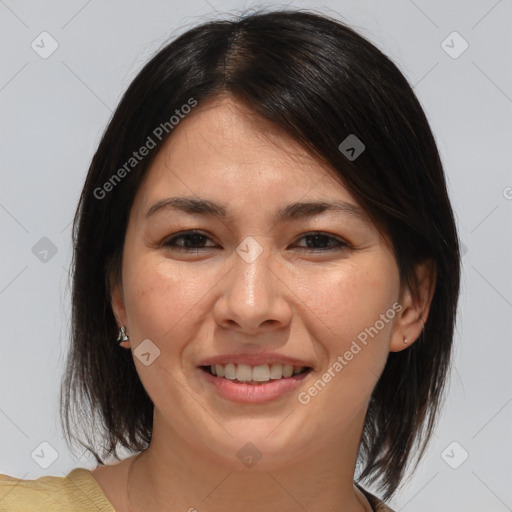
[{"xmin": 61, "ymin": 9, "xmax": 461, "ymax": 501}]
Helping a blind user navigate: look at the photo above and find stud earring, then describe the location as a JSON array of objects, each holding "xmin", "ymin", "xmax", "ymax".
[
  {"xmin": 117, "ymin": 325, "xmax": 129, "ymax": 345},
  {"xmin": 403, "ymin": 337, "xmax": 408, "ymax": 344}
]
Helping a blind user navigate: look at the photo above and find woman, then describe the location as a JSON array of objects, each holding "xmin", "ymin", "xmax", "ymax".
[{"xmin": 0, "ymin": 9, "xmax": 460, "ymax": 512}]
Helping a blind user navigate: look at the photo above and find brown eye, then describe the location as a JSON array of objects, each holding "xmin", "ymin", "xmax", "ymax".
[
  {"xmin": 163, "ymin": 231, "xmax": 216, "ymax": 251},
  {"xmin": 293, "ymin": 232, "xmax": 350, "ymax": 251}
]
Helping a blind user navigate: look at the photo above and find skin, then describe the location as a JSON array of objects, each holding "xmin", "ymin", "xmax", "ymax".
[{"xmin": 91, "ymin": 96, "xmax": 434, "ymax": 512}]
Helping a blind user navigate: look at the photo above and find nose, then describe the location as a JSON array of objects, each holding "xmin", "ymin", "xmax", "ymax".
[{"xmin": 213, "ymin": 240, "xmax": 293, "ymax": 335}]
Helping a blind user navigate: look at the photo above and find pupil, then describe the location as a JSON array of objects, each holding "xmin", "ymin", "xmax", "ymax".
[
  {"xmin": 185, "ymin": 233, "xmax": 204, "ymax": 247},
  {"xmin": 307, "ymin": 234, "xmax": 328, "ymax": 248}
]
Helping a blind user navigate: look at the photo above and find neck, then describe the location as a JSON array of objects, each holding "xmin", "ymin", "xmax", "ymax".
[{"xmin": 126, "ymin": 410, "xmax": 372, "ymax": 512}]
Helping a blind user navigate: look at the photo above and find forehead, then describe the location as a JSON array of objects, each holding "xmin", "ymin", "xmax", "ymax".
[{"xmin": 132, "ymin": 97, "xmax": 359, "ymax": 217}]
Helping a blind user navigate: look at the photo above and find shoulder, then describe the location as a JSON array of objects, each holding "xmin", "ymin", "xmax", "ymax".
[
  {"xmin": 356, "ymin": 483, "xmax": 395, "ymax": 512},
  {"xmin": 0, "ymin": 468, "xmax": 115, "ymax": 512}
]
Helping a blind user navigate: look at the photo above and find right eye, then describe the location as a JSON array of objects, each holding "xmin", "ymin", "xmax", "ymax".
[{"xmin": 162, "ymin": 230, "xmax": 217, "ymax": 252}]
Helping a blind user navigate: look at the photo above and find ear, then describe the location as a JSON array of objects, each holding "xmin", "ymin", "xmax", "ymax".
[
  {"xmin": 390, "ymin": 259, "xmax": 436, "ymax": 352},
  {"xmin": 110, "ymin": 274, "xmax": 131, "ymax": 349}
]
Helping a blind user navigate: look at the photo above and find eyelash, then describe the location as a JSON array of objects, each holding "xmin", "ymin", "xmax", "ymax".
[{"xmin": 162, "ymin": 230, "xmax": 350, "ymax": 253}]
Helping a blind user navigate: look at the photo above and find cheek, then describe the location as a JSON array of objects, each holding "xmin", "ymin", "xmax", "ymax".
[
  {"xmin": 300, "ymin": 259, "xmax": 399, "ymax": 409},
  {"xmin": 122, "ymin": 254, "xmax": 208, "ymax": 343},
  {"xmin": 121, "ymin": 255, "xmax": 212, "ymax": 404},
  {"xmin": 294, "ymin": 257, "xmax": 400, "ymax": 346}
]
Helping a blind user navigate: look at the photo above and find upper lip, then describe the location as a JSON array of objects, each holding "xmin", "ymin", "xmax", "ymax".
[{"xmin": 197, "ymin": 353, "xmax": 314, "ymax": 369}]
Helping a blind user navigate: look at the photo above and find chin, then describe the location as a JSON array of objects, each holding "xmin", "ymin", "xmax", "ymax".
[{"xmin": 198, "ymin": 426, "xmax": 314, "ymax": 471}]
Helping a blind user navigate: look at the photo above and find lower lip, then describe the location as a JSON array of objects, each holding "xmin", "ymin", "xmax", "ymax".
[{"xmin": 198, "ymin": 367, "xmax": 312, "ymax": 404}]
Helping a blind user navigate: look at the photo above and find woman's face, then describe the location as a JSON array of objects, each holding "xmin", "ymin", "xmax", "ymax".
[{"xmin": 112, "ymin": 97, "xmax": 408, "ymax": 468}]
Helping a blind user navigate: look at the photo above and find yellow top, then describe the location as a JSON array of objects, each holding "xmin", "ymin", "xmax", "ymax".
[
  {"xmin": 0, "ymin": 468, "xmax": 115, "ymax": 512},
  {"xmin": 0, "ymin": 468, "xmax": 393, "ymax": 512}
]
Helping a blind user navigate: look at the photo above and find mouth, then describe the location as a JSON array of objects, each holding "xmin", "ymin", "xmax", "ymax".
[
  {"xmin": 197, "ymin": 363, "xmax": 313, "ymax": 403},
  {"xmin": 199, "ymin": 363, "xmax": 312, "ymax": 383}
]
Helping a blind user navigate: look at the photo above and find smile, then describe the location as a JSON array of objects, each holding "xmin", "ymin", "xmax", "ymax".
[
  {"xmin": 198, "ymin": 364, "xmax": 313, "ymax": 403},
  {"xmin": 202, "ymin": 363, "xmax": 309, "ymax": 382}
]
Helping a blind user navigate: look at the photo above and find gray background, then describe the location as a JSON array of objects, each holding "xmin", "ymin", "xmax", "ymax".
[{"xmin": 1, "ymin": 1, "xmax": 511, "ymax": 510}]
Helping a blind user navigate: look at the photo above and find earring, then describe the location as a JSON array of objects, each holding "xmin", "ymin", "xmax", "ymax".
[
  {"xmin": 403, "ymin": 337, "xmax": 408, "ymax": 344},
  {"xmin": 117, "ymin": 325, "xmax": 129, "ymax": 345}
]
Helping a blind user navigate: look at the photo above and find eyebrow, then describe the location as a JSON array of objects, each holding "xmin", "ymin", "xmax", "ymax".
[{"xmin": 145, "ymin": 196, "xmax": 369, "ymax": 224}]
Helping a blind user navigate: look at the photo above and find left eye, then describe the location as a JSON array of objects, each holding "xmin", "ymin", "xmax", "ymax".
[
  {"xmin": 162, "ymin": 230, "xmax": 349, "ymax": 252},
  {"xmin": 293, "ymin": 232, "xmax": 349, "ymax": 251}
]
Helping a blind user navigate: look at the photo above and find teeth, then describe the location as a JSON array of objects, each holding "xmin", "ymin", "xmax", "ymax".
[
  {"xmin": 252, "ymin": 364, "xmax": 270, "ymax": 382},
  {"xmin": 206, "ymin": 363, "xmax": 307, "ymax": 382},
  {"xmin": 293, "ymin": 366, "xmax": 305, "ymax": 375},
  {"xmin": 224, "ymin": 363, "xmax": 236, "ymax": 380},
  {"xmin": 215, "ymin": 364, "xmax": 224, "ymax": 377},
  {"xmin": 282, "ymin": 364, "xmax": 293, "ymax": 378},
  {"xmin": 269, "ymin": 363, "xmax": 283, "ymax": 379},
  {"xmin": 236, "ymin": 364, "xmax": 253, "ymax": 382}
]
